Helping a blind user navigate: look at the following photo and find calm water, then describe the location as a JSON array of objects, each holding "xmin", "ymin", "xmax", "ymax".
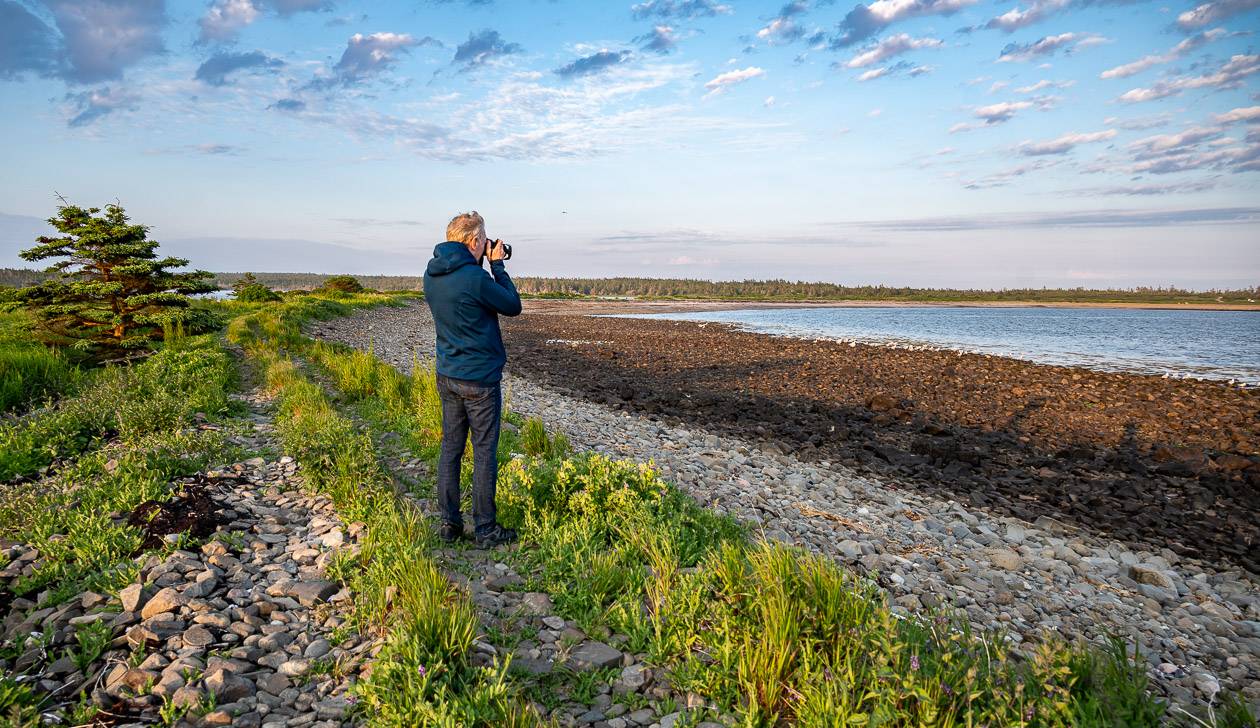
[{"xmin": 623, "ymin": 306, "xmax": 1260, "ymax": 385}]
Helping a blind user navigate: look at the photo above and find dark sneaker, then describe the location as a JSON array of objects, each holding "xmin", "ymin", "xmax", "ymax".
[
  {"xmin": 438, "ymin": 522, "xmax": 466, "ymax": 543},
  {"xmin": 474, "ymin": 525, "xmax": 518, "ymax": 549}
]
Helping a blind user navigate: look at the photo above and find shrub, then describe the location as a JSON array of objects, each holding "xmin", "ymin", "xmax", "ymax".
[
  {"xmin": 321, "ymin": 275, "xmax": 365, "ymax": 294},
  {"xmin": 234, "ymin": 283, "xmax": 282, "ymax": 302}
]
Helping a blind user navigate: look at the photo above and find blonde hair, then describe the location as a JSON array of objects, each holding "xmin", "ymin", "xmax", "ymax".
[{"xmin": 446, "ymin": 211, "xmax": 486, "ymax": 245}]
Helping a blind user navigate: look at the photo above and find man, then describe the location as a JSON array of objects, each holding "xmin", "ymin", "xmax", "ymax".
[{"xmin": 423, "ymin": 211, "xmax": 522, "ymax": 548}]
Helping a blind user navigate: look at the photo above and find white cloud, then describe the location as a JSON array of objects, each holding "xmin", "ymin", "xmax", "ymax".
[
  {"xmin": 831, "ymin": 0, "xmax": 977, "ymax": 48},
  {"xmin": 1130, "ymin": 126, "xmax": 1225, "ymax": 155},
  {"xmin": 1014, "ymin": 79, "xmax": 1074, "ymax": 93},
  {"xmin": 1176, "ymin": 0, "xmax": 1260, "ymax": 29},
  {"xmin": 65, "ymin": 85, "xmax": 140, "ymax": 127},
  {"xmin": 845, "ymin": 33, "xmax": 942, "ymax": 68},
  {"xmin": 1104, "ymin": 113, "xmax": 1173, "ymax": 130},
  {"xmin": 703, "ymin": 66, "xmax": 765, "ymax": 95},
  {"xmin": 1214, "ymin": 106, "xmax": 1260, "ymax": 123},
  {"xmin": 974, "ymin": 100, "xmax": 1033, "ymax": 122},
  {"xmin": 1118, "ymin": 54, "xmax": 1260, "ymax": 103},
  {"xmin": 46, "ymin": 0, "xmax": 166, "ymax": 83},
  {"xmin": 199, "ymin": 0, "xmax": 260, "ymax": 43},
  {"xmin": 858, "ymin": 67, "xmax": 891, "ymax": 81},
  {"xmin": 1099, "ymin": 28, "xmax": 1227, "ymax": 80},
  {"xmin": 998, "ymin": 32, "xmax": 1105, "ymax": 62},
  {"xmin": 315, "ymin": 62, "xmax": 797, "ymax": 162},
  {"xmin": 985, "ymin": 0, "xmax": 1071, "ymax": 32},
  {"xmin": 1018, "ymin": 129, "xmax": 1117, "ymax": 155}
]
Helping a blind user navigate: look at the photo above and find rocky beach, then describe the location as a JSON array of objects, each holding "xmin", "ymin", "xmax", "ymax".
[{"xmin": 310, "ymin": 300, "xmax": 1260, "ymax": 715}]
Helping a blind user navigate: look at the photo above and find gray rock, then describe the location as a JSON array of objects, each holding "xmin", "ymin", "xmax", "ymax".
[
  {"xmin": 566, "ymin": 642, "xmax": 623, "ymax": 671},
  {"xmin": 287, "ymin": 581, "xmax": 338, "ymax": 607},
  {"xmin": 518, "ymin": 592, "xmax": 553, "ymax": 616},
  {"xmin": 614, "ymin": 664, "xmax": 650, "ymax": 694}
]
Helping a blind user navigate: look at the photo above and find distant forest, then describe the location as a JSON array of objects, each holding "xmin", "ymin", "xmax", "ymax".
[{"xmin": 3, "ymin": 268, "xmax": 1257, "ymax": 303}]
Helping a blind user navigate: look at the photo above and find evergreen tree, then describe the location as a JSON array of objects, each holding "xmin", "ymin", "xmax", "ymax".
[
  {"xmin": 14, "ymin": 202, "xmax": 216, "ymax": 361},
  {"xmin": 232, "ymin": 271, "xmax": 259, "ymax": 295}
]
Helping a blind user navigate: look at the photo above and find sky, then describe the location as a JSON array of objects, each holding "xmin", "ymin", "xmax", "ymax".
[{"xmin": 0, "ymin": 0, "xmax": 1258, "ymax": 289}]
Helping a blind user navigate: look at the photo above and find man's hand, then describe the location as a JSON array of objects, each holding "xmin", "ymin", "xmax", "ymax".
[{"xmin": 486, "ymin": 238, "xmax": 506, "ymax": 263}]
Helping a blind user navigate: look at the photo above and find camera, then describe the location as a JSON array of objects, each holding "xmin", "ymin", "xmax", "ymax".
[{"xmin": 490, "ymin": 238, "xmax": 512, "ymax": 261}]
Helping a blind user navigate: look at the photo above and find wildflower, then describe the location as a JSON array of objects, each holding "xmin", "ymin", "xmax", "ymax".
[
  {"xmin": 910, "ymin": 654, "xmax": 920, "ymax": 671},
  {"xmin": 940, "ymin": 682, "xmax": 952, "ymax": 695},
  {"xmin": 824, "ymin": 668, "xmax": 833, "ymax": 681},
  {"xmin": 418, "ymin": 664, "xmax": 427, "ymax": 677},
  {"xmin": 1024, "ymin": 706, "xmax": 1034, "ymax": 720}
]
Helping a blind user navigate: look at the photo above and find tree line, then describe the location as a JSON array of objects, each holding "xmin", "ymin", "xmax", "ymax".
[{"xmin": 5, "ymin": 268, "xmax": 1256, "ymax": 304}]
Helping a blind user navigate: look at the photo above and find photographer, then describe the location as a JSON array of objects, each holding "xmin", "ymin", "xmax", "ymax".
[{"xmin": 423, "ymin": 211, "xmax": 522, "ymax": 548}]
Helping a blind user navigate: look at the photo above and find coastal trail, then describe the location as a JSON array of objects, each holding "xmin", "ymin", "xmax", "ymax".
[{"xmin": 311, "ymin": 300, "xmax": 1260, "ymax": 714}]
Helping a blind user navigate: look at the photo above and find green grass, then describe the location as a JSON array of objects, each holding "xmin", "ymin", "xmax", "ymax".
[
  {"xmin": 0, "ymin": 337, "xmax": 234, "ymax": 482},
  {"xmin": 0, "ymin": 342, "xmax": 80, "ymax": 414},
  {"xmin": 0, "ymin": 337, "xmax": 239, "ymax": 606}
]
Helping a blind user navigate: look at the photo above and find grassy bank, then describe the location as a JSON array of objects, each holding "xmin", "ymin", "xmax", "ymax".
[
  {"xmin": 229, "ymin": 297, "xmax": 1255, "ymax": 726},
  {"xmin": 0, "ymin": 336, "xmax": 238, "ymax": 604}
]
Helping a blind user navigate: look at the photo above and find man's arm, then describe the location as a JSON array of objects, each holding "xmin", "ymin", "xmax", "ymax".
[{"xmin": 480, "ymin": 260, "xmax": 522, "ymax": 316}]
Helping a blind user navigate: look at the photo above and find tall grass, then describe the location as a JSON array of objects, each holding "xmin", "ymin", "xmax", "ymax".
[
  {"xmin": 0, "ymin": 338, "xmax": 233, "ymax": 482},
  {"xmin": 0, "ymin": 343, "xmax": 79, "ymax": 414}
]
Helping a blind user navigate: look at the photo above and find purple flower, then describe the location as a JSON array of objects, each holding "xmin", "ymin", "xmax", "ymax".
[
  {"xmin": 418, "ymin": 664, "xmax": 427, "ymax": 677},
  {"xmin": 940, "ymin": 682, "xmax": 952, "ymax": 695},
  {"xmin": 910, "ymin": 655, "xmax": 920, "ymax": 671}
]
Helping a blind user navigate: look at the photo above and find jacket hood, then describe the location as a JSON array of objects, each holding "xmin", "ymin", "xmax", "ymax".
[{"xmin": 427, "ymin": 241, "xmax": 478, "ymax": 276}]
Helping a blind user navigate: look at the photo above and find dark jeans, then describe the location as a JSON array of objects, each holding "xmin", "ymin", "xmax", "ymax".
[{"xmin": 436, "ymin": 373, "xmax": 502, "ymax": 536}]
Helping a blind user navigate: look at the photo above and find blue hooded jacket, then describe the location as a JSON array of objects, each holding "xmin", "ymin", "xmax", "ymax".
[{"xmin": 423, "ymin": 241, "xmax": 522, "ymax": 385}]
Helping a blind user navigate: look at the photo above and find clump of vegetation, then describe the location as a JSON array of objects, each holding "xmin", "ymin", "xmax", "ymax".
[
  {"xmin": 0, "ymin": 343, "xmax": 78, "ymax": 414},
  {"xmin": 320, "ymin": 274, "xmax": 366, "ymax": 294},
  {"xmin": 0, "ymin": 338, "xmax": 234, "ymax": 482},
  {"xmin": 231, "ymin": 272, "xmax": 283, "ymax": 302},
  {"xmin": 10, "ymin": 202, "xmax": 217, "ymax": 362},
  {"xmin": 520, "ymin": 417, "xmax": 570, "ymax": 459}
]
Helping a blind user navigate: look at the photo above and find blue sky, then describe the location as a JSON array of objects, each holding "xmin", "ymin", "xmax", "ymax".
[{"xmin": 1, "ymin": 0, "xmax": 1258, "ymax": 288}]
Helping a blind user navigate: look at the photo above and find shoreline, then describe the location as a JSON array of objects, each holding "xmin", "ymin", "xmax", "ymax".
[
  {"xmin": 310, "ymin": 302, "xmax": 1260, "ymax": 713},
  {"xmin": 523, "ymin": 298, "xmax": 1260, "ymax": 314},
  {"xmin": 502, "ymin": 304, "xmax": 1260, "ymax": 573}
]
